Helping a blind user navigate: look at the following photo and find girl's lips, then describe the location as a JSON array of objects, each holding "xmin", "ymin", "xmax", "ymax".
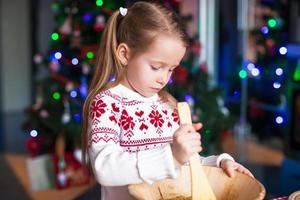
[{"xmin": 151, "ymin": 88, "xmax": 161, "ymax": 91}]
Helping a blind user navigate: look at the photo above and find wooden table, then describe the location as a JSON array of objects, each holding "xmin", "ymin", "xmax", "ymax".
[
  {"xmin": 222, "ymin": 136, "xmax": 285, "ymax": 166},
  {"xmin": 5, "ymin": 154, "xmax": 96, "ymax": 200}
]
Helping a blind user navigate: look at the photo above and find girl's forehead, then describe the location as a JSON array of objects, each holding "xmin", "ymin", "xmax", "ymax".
[{"xmin": 141, "ymin": 35, "xmax": 186, "ymax": 64}]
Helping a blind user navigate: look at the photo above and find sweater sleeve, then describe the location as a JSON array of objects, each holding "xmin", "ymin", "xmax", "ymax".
[
  {"xmin": 88, "ymin": 94, "xmax": 179, "ymax": 186},
  {"xmin": 199, "ymin": 153, "xmax": 235, "ymax": 167}
]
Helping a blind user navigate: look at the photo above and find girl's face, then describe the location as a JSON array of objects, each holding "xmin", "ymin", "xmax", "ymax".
[{"xmin": 122, "ymin": 35, "xmax": 186, "ymax": 97}]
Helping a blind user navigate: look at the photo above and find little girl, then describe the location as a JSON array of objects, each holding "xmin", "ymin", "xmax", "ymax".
[{"xmin": 82, "ymin": 2, "xmax": 253, "ymax": 200}]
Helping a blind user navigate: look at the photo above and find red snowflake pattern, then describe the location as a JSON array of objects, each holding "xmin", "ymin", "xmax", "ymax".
[
  {"xmin": 149, "ymin": 110, "xmax": 164, "ymax": 128},
  {"xmin": 90, "ymin": 99, "xmax": 107, "ymax": 119},
  {"xmin": 172, "ymin": 109, "xmax": 179, "ymax": 123},
  {"xmin": 120, "ymin": 110, "xmax": 135, "ymax": 130}
]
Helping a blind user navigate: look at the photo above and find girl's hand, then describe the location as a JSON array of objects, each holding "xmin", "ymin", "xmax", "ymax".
[
  {"xmin": 172, "ymin": 123, "xmax": 203, "ymax": 166},
  {"xmin": 220, "ymin": 159, "xmax": 254, "ymax": 178}
]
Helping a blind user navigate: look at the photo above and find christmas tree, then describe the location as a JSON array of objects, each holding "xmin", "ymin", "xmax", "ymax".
[
  {"xmin": 227, "ymin": 0, "xmax": 289, "ymax": 141},
  {"xmin": 23, "ymin": 0, "xmax": 124, "ymax": 156}
]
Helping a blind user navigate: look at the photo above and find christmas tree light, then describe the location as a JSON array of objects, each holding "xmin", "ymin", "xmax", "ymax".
[{"xmin": 51, "ymin": 32, "xmax": 59, "ymax": 41}]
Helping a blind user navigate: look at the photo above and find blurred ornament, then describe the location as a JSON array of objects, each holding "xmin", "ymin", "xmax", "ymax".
[
  {"xmin": 65, "ymin": 82, "xmax": 74, "ymax": 92},
  {"xmin": 40, "ymin": 109, "xmax": 49, "ymax": 118},
  {"xmin": 33, "ymin": 95, "xmax": 43, "ymax": 110},
  {"xmin": 200, "ymin": 63, "xmax": 208, "ymax": 74},
  {"xmin": 57, "ymin": 172, "xmax": 67, "ymax": 187},
  {"xmin": 73, "ymin": 24, "xmax": 81, "ymax": 37},
  {"xmin": 221, "ymin": 107, "xmax": 230, "ymax": 116},
  {"xmin": 82, "ymin": 63, "xmax": 90, "ymax": 74},
  {"xmin": 51, "ymin": 2, "xmax": 60, "ymax": 13},
  {"xmin": 94, "ymin": 15, "xmax": 106, "ymax": 32},
  {"xmin": 62, "ymin": 113, "xmax": 71, "ymax": 124},
  {"xmin": 70, "ymin": 35, "xmax": 81, "ymax": 48},
  {"xmin": 26, "ymin": 137, "xmax": 42, "ymax": 157},
  {"xmin": 192, "ymin": 114, "xmax": 199, "ymax": 122},
  {"xmin": 34, "ymin": 53, "xmax": 43, "ymax": 64},
  {"xmin": 59, "ymin": 15, "xmax": 72, "ymax": 35},
  {"xmin": 49, "ymin": 60, "xmax": 60, "ymax": 73},
  {"xmin": 257, "ymin": 45, "xmax": 266, "ymax": 55},
  {"xmin": 191, "ymin": 42, "xmax": 201, "ymax": 55},
  {"xmin": 62, "ymin": 101, "xmax": 71, "ymax": 124},
  {"xmin": 71, "ymin": 6, "xmax": 78, "ymax": 14},
  {"xmin": 173, "ymin": 66, "xmax": 188, "ymax": 85},
  {"xmin": 266, "ymin": 38, "xmax": 275, "ymax": 48},
  {"xmin": 220, "ymin": 130, "xmax": 232, "ymax": 142},
  {"xmin": 73, "ymin": 148, "xmax": 83, "ymax": 163}
]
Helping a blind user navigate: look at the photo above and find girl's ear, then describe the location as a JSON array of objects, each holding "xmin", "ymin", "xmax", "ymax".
[{"xmin": 116, "ymin": 43, "xmax": 130, "ymax": 66}]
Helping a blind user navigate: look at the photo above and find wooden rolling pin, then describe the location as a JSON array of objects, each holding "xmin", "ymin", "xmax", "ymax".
[{"xmin": 177, "ymin": 102, "xmax": 216, "ymax": 200}]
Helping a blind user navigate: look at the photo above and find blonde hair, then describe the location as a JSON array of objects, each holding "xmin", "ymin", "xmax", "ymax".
[{"xmin": 82, "ymin": 1, "xmax": 188, "ymax": 163}]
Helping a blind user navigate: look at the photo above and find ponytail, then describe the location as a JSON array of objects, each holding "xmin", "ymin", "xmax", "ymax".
[{"xmin": 82, "ymin": 10, "xmax": 123, "ymax": 164}]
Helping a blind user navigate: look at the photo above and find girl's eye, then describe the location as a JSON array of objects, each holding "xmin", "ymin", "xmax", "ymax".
[{"xmin": 151, "ymin": 66, "xmax": 160, "ymax": 71}]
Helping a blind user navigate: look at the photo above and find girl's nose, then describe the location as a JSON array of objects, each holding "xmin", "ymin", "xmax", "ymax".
[{"xmin": 157, "ymin": 72, "xmax": 169, "ymax": 85}]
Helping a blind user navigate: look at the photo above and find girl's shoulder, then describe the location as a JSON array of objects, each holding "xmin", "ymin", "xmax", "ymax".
[{"xmin": 93, "ymin": 84, "xmax": 123, "ymax": 103}]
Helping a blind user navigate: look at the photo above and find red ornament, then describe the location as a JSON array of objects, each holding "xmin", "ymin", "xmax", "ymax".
[
  {"xmin": 200, "ymin": 63, "xmax": 208, "ymax": 74},
  {"xmin": 191, "ymin": 42, "xmax": 202, "ymax": 55},
  {"xmin": 173, "ymin": 66, "xmax": 188, "ymax": 85},
  {"xmin": 26, "ymin": 137, "xmax": 42, "ymax": 157},
  {"xmin": 219, "ymin": 130, "xmax": 233, "ymax": 142}
]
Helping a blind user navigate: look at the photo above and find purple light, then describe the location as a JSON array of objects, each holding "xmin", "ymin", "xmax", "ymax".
[
  {"xmin": 73, "ymin": 113, "xmax": 81, "ymax": 121},
  {"xmin": 80, "ymin": 84, "xmax": 88, "ymax": 97},
  {"xmin": 83, "ymin": 13, "xmax": 92, "ymax": 22},
  {"xmin": 70, "ymin": 90, "xmax": 77, "ymax": 98},
  {"xmin": 261, "ymin": 26, "xmax": 269, "ymax": 34},
  {"xmin": 109, "ymin": 75, "xmax": 116, "ymax": 82},
  {"xmin": 233, "ymin": 91, "xmax": 240, "ymax": 97},
  {"xmin": 71, "ymin": 58, "xmax": 79, "ymax": 65},
  {"xmin": 184, "ymin": 95, "xmax": 194, "ymax": 102}
]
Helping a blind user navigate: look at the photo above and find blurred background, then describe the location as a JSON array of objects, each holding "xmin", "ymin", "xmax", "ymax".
[{"xmin": 0, "ymin": 0, "xmax": 300, "ymax": 199}]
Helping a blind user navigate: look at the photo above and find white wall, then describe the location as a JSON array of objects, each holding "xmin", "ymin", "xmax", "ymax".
[{"xmin": 0, "ymin": 0, "xmax": 31, "ymax": 113}]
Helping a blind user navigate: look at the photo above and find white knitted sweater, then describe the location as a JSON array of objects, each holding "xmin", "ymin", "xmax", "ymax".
[{"xmin": 88, "ymin": 84, "xmax": 233, "ymax": 200}]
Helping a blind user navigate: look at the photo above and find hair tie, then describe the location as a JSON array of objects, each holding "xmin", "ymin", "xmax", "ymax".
[{"xmin": 119, "ymin": 7, "xmax": 127, "ymax": 16}]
